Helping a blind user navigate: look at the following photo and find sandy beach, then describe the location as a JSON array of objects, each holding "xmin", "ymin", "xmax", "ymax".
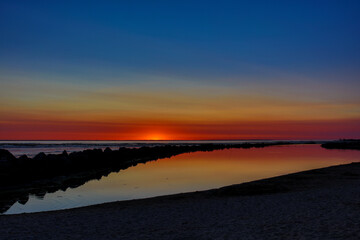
[{"xmin": 1, "ymin": 162, "xmax": 360, "ymax": 240}]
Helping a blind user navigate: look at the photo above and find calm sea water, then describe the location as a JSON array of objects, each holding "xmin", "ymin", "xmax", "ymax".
[{"xmin": 3, "ymin": 144, "xmax": 360, "ymax": 214}]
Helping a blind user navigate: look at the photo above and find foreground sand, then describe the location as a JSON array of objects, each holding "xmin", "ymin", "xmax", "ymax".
[{"xmin": 1, "ymin": 162, "xmax": 360, "ymax": 240}]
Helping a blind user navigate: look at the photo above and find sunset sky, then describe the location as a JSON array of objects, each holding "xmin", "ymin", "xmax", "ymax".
[{"xmin": 1, "ymin": 1, "xmax": 360, "ymax": 140}]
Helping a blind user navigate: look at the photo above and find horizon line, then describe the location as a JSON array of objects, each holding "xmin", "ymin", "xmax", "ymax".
[{"xmin": 0, "ymin": 139, "xmax": 343, "ymax": 142}]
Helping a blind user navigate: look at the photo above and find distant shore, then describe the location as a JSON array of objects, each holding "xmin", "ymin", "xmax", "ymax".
[
  {"xmin": 1, "ymin": 161, "xmax": 360, "ymax": 239},
  {"xmin": 321, "ymin": 139, "xmax": 360, "ymax": 150}
]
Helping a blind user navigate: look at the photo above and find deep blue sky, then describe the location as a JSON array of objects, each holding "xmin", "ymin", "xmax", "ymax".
[{"xmin": 1, "ymin": 1, "xmax": 359, "ymax": 83}]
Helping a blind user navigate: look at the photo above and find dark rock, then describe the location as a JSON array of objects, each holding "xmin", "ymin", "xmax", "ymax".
[
  {"xmin": 33, "ymin": 152, "xmax": 47, "ymax": 161},
  {"xmin": 18, "ymin": 195, "xmax": 29, "ymax": 205},
  {"xmin": 16, "ymin": 154, "xmax": 30, "ymax": 165},
  {"xmin": 34, "ymin": 191, "xmax": 46, "ymax": 199},
  {"xmin": 18, "ymin": 155, "xmax": 29, "ymax": 161},
  {"xmin": 0, "ymin": 149, "xmax": 16, "ymax": 165},
  {"xmin": 104, "ymin": 147, "xmax": 112, "ymax": 153},
  {"xmin": 62, "ymin": 150, "xmax": 68, "ymax": 157}
]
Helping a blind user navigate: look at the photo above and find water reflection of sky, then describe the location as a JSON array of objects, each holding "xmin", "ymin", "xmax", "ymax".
[{"xmin": 5, "ymin": 144, "xmax": 360, "ymax": 214}]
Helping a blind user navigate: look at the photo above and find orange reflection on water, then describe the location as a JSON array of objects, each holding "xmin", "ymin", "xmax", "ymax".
[{"xmin": 83, "ymin": 144, "xmax": 360, "ymax": 197}]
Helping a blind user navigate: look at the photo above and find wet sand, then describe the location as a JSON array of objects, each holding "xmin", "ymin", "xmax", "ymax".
[{"xmin": 1, "ymin": 162, "xmax": 360, "ymax": 240}]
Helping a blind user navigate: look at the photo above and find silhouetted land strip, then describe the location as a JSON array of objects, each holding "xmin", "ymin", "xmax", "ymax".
[
  {"xmin": 0, "ymin": 141, "xmax": 314, "ymax": 213},
  {"xmin": 1, "ymin": 161, "xmax": 360, "ymax": 239},
  {"xmin": 321, "ymin": 139, "xmax": 360, "ymax": 150}
]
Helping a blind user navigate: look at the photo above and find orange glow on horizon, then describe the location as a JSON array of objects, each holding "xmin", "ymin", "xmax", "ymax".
[
  {"xmin": 0, "ymin": 118, "xmax": 360, "ymax": 140},
  {"xmin": 142, "ymin": 133, "xmax": 170, "ymax": 141}
]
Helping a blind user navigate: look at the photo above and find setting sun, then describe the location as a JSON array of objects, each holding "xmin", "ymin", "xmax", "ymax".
[{"xmin": 144, "ymin": 133, "xmax": 169, "ymax": 141}]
